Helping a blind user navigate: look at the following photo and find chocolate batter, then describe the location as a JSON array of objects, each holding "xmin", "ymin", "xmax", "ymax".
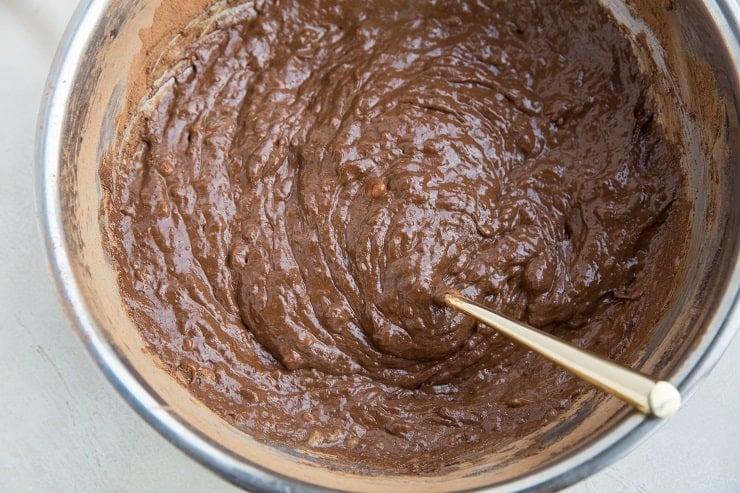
[{"xmin": 102, "ymin": 0, "xmax": 689, "ymax": 472}]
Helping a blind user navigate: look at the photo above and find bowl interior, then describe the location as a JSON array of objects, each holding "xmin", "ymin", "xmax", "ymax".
[{"xmin": 42, "ymin": 0, "xmax": 739, "ymax": 491}]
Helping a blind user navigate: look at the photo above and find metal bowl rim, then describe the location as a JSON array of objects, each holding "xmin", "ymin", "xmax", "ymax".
[{"xmin": 36, "ymin": 0, "xmax": 740, "ymax": 491}]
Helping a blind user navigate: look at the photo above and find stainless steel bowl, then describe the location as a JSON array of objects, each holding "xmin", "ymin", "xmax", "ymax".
[{"xmin": 38, "ymin": 0, "xmax": 740, "ymax": 491}]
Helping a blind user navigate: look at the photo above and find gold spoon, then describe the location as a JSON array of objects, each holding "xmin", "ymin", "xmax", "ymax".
[{"xmin": 443, "ymin": 293, "xmax": 681, "ymax": 418}]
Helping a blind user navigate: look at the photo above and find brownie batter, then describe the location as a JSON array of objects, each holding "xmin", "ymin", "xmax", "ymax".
[{"xmin": 102, "ymin": 0, "xmax": 689, "ymax": 472}]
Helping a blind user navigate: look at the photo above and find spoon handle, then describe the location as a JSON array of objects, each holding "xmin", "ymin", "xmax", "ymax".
[{"xmin": 443, "ymin": 293, "xmax": 681, "ymax": 418}]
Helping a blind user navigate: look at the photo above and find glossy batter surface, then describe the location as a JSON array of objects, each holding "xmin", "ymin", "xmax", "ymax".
[{"xmin": 102, "ymin": 0, "xmax": 688, "ymax": 471}]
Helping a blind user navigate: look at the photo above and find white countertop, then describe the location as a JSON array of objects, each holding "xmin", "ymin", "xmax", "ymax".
[{"xmin": 1, "ymin": 1, "xmax": 738, "ymax": 491}]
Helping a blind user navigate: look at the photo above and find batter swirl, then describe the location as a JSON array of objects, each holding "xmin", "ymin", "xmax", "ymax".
[{"xmin": 103, "ymin": 0, "xmax": 688, "ymax": 471}]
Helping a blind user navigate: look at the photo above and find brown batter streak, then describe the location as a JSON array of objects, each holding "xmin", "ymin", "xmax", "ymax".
[{"xmin": 101, "ymin": 0, "xmax": 689, "ymax": 472}]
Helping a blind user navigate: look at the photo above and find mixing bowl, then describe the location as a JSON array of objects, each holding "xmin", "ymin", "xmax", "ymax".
[{"xmin": 38, "ymin": 0, "xmax": 739, "ymax": 491}]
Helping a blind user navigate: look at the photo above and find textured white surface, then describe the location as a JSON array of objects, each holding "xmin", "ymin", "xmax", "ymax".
[{"xmin": 0, "ymin": 0, "xmax": 738, "ymax": 491}]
